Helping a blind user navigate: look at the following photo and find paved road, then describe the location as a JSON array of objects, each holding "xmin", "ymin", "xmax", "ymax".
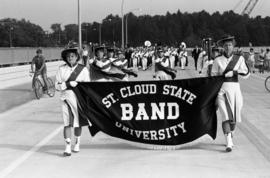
[
  {"xmin": 0, "ymin": 61, "xmax": 62, "ymax": 112},
  {"xmin": 0, "ymin": 60, "xmax": 270, "ymax": 178}
]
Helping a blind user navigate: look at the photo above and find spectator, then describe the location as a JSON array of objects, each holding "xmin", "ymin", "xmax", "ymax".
[
  {"xmin": 248, "ymin": 48, "xmax": 256, "ymax": 73},
  {"xmin": 264, "ymin": 48, "xmax": 270, "ymax": 72},
  {"xmin": 258, "ymin": 49, "xmax": 265, "ymax": 74},
  {"xmin": 191, "ymin": 45, "xmax": 201, "ymax": 70}
]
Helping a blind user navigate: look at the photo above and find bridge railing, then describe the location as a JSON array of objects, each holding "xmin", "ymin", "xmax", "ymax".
[{"xmin": 0, "ymin": 47, "xmax": 64, "ymax": 67}]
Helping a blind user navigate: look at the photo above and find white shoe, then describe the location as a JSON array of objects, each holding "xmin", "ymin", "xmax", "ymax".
[
  {"xmin": 225, "ymin": 133, "xmax": 233, "ymax": 152},
  {"xmin": 73, "ymin": 144, "xmax": 80, "ymax": 153},
  {"xmin": 63, "ymin": 144, "xmax": 71, "ymax": 156}
]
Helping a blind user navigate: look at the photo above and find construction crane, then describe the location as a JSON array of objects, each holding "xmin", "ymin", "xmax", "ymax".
[
  {"xmin": 233, "ymin": 0, "xmax": 245, "ymax": 11},
  {"xmin": 241, "ymin": 0, "xmax": 259, "ymax": 15}
]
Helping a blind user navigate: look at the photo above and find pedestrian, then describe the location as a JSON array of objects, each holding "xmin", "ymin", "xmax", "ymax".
[
  {"xmin": 258, "ymin": 49, "xmax": 265, "ymax": 74},
  {"xmin": 55, "ymin": 47, "xmax": 90, "ymax": 156},
  {"xmin": 264, "ymin": 48, "xmax": 270, "ymax": 72},
  {"xmin": 192, "ymin": 45, "xmax": 201, "ymax": 70},
  {"xmin": 212, "ymin": 35, "xmax": 250, "ymax": 152},
  {"xmin": 248, "ymin": 48, "xmax": 256, "ymax": 73}
]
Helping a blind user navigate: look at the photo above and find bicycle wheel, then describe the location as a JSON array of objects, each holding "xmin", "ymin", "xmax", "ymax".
[
  {"xmin": 47, "ymin": 78, "xmax": 55, "ymax": 97},
  {"xmin": 34, "ymin": 79, "xmax": 43, "ymax": 99},
  {"xmin": 265, "ymin": 76, "xmax": 270, "ymax": 92}
]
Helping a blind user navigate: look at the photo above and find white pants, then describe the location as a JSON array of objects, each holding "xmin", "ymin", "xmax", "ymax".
[
  {"xmin": 180, "ymin": 57, "xmax": 186, "ymax": 69},
  {"xmin": 142, "ymin": 57, "xmax": 148, "ymax": 70},
  {"xmin": 155, "ymin": 71, "xmax": 170, "ymax": 80},
  {"xmin": 169, "ymin": 56, "xmax": 175, "ymax": 69},
  {"xmin": 133, "ymin": 57, "xmax": 138, "ymax": 69},
  {"xmin": 61, "ymin": 96, "xmax": 79, "ymax": 128},
  {"xmin": 198, "ymin": 57, "xmax": 204, "ymax": 72}
]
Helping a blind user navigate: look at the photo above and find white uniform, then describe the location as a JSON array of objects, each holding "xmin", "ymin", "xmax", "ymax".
[
  {"xmin": 111, "ymin": 58, "xmax": 129, "ymax": 81},
  {"xmin": 132, "ymin": 52, "xmax": 139, "ymax": 69},
  {"xmin": 89, "ymin": 57, "xmax": 113, "ymax": 82},
  {"xmin": 169, "ymin": 50, "xmax": 177, "ymax": 69},
  {"xmin": 179, "ymin": 51, "xmax": 188, "ymax": 70},
  {"xmin": 211, "ymin": 55, "xmax": 250, "ymax": 122},
  {"xmin": 197, "ymin": 51, "xmax": 207, "ymax": 73},
  {"xmin": 142, "ymin": 52, "xmax": 149, "ymax": 70},
  {"xmin": 55, "ymin": 64, "xmax": 90, "ymax": 127}
]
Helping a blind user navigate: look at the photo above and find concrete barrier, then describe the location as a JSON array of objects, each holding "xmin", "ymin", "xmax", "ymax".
[
  {"xmin": 0, "ymin": 47, "xmax": 64, "ymax": 66},
  {"xmin": 0, "ymin": 60, "xmax": 64, "ymax": 89}
]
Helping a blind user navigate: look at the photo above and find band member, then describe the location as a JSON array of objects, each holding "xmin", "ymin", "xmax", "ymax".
[
  {"xmin": 154, "ymin": 47, "xmax": 177, "ymax": 80},
  {"xmin": 142, "ymin": 49, "xmax": 149, "ymax": 70},
  {"xmin": 114, "ymin": 50, "xmax": 138, "ymax": 80},
  {"xmin": 179, "ymin": 48, "xmax": 188, "ymax": 70},
  {"xmin": 89, "ymin": 46, "xmax": 134, "ymax": 81},
  {"xmin": 81, "ymin": 44, "xmax": 89, "ymax": 66},
  {"xmin": 55, "ymin": 47, "xmax": 90, "ymax": 156},
  {"xmin": 204, "ymin": 46, "xmax": 220, "ymax": 77},
  {"xmin": 89, "ymin": 46, "xmax": 115, "ymax": 81},
  {"xmin": 169, "ymin": 48, "xmax": 177, "ymax": 69},
  {"xmin": 197, "ymin": 50, "xmax": 207, "ymax": 74},
  {"xmin": 211, "ymin": 35, "xmax": 250, "ymax": 152},
  {"xmin": 180, "ymin": 42, "xmax": 188, "ymax": 67}
]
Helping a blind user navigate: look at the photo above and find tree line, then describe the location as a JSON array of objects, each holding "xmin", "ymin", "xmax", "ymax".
[{"xmin": 0, "ymin": 10, "xmax": 270, "ymax": 48}]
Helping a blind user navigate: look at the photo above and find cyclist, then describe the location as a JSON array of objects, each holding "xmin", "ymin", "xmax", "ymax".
[{"xmin": 31, "ymin": 48, "xmax": 52, "ymax": 96}]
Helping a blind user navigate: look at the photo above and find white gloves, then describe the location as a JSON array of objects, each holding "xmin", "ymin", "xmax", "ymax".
[
  {"xmin": 70, "ymin": 81, "xmax": 78, "ymax": 87},
  {"xmin": 110, "ymin": 58, "xmax": 117, "ymax": 62},
  {"xmin": 225, "ymin": 71, "xmax": 234, "ymax": 78}
]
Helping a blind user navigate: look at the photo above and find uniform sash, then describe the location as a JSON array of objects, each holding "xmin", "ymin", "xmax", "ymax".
[
  {"xmin": 67, "ymin": 64, "xmax": 85, "ymax": 82},
  {"xmin": 223, "ymin": 55, "xmax": 240, "ymax": 82},
  {"xmin": 155, "ymin": 62, "xmax": 176, "ymax": 80},
  {"xmin": 90, "ymin": 63, "xmax": 126, "ymax": 80}
]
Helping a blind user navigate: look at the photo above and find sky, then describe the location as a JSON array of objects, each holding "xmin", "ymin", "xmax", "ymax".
[{"xmin": 0, "ymin": 0, "xmax": 269, "ymax": 31}]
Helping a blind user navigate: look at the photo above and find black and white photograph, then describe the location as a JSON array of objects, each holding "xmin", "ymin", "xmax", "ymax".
[{"xmin": 0, "ymin": 0, "xmax": 270, "ymax": 177}]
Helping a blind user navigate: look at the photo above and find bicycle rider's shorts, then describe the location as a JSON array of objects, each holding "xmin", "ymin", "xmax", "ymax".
[{"xmin": 39, "ymin": 66, "xmax": 47, "ymax": 76}]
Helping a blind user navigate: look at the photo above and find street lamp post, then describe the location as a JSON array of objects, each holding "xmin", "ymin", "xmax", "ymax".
[
  {"xmin": 98, "ymin": 19, "xmax": 112, "ymax": 46},
  {"xmin": 93, "ymin": 24, "xmax": 102, "ymax": 45},
  {"xmin": 125, "ymin": 8, "xmax": 141, "ymax": 47},
  {"xmin": 121, "ymin": 0, "xmax": 125, "ymax": 49},
  {"xmin": 83, "ymin": 24, "xmax": 89, "ymax": 43},
  {"xmin": 78, "ymin": 0, "xmax": 82, "ymax": 49},
  {"xmin": 9, "ymin": 27, "xmax": 13, "ymax": 48},
  {"xmin": 58, "ymin": 28, "xmax": 61, "ymax": 45},
  {"xmin": 99, "ymin": 23, "xmax": 102, "ymax": 45}
]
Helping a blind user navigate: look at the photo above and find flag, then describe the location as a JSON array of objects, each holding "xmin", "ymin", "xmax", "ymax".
[{"xmin": 73, "ymin": 76, "xmax": 225, "ymax": 146}]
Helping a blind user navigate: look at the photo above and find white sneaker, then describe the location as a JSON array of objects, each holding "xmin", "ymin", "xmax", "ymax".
[
  {"xmin": 63, "ymin": 144, "xmax": 71, "ymax": 156},
  {"xmin": 225, "ymin": 133, "xmax": 233, "ymax": 152},
  {"xmin": 73, "ymin": 144, "xmax": 80, "ymax": 153}
]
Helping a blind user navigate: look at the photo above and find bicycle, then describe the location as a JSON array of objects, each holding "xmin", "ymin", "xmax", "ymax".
[
  {"xmin": 265, "ymin": 76, "xmax": 270, "ymax": 92},
  {"xmin": 30, "ymin": 71, "xmax": 55, "ymax": 99}
]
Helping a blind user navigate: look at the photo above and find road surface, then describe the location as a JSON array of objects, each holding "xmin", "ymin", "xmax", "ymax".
[{"xmin": 0, "ymin": 59, "xmax": 270, "ymax": 178}]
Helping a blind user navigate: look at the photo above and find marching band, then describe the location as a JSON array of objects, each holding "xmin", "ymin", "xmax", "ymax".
[{"xmin": 56, "ymin": 36, "xmax": 250, "ymax": 156}]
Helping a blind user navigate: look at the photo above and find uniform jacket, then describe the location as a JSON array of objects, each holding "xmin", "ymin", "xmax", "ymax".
[{"xmin": 211, "ymin": 55, "xmax": 250, "ymax": 122}]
